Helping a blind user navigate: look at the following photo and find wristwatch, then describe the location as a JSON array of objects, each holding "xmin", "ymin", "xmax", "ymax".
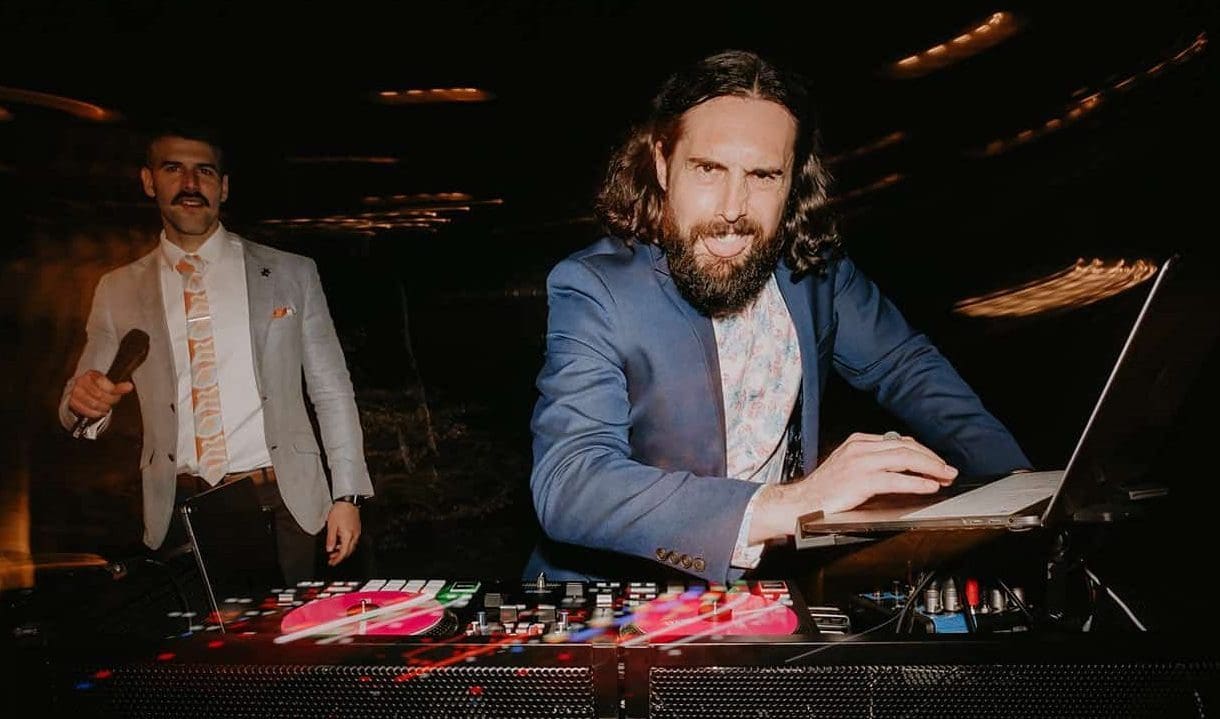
[{"xmin": 334, "ymin": 494, "xmax": 368, "ymax": 507}]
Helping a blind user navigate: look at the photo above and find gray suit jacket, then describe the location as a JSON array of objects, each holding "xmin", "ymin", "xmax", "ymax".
[{"xmin": 59, "ymin": 234, "xmax": 372, "ymax": 549}]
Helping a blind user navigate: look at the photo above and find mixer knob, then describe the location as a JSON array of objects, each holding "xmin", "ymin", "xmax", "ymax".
[
  {"xmin": 942, "ymin": 579, "xmax": 961, "ymax": 612},
  {"xmin": 923, "ymin": 586, "xmax": 942, "ymax": 614}
]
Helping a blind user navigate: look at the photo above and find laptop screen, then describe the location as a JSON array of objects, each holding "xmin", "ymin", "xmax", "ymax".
[{"xmin": 1044, "ymin": 254, "xmax": 1220, "ymax": 524}]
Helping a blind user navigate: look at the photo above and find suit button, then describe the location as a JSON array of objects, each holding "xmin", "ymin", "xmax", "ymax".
[
  {"xmin": 270, "ymin": 445, "xmax": 278, "ymax": 451},
  {"xmin": 680, "ymin": 555, "xmax": 692, "ymax": 569},
  {"xmin": 168, "ymin": 453, "xmax": 174, "ymax": 462},
  {"xmin": 655, "ymin": 548, "xmax": 668, "ymax": 561},
  {"xmin": 693, "ymin": 558, "xmax": 706, "ymax": 572}
]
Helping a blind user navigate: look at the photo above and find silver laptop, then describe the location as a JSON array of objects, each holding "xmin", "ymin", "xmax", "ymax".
[{"xmin": 797, "ymin": 253, "xmax": 1218, "ymax": 542}]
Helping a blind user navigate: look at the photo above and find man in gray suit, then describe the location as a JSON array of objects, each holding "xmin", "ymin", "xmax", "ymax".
[{"xmin": 59, "ymin": 123, "xmax": 373, "ymax": 584}]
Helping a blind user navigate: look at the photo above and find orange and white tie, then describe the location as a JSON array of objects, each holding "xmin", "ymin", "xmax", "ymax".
[{"xmin": 176, "ymin": 254, "xmax": 229, "ymax": 483}]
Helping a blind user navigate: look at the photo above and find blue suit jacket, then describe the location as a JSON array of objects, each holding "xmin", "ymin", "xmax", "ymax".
[{"xmin": 527, "ymin": 237, "xmax": 1029, "ymax": 582}]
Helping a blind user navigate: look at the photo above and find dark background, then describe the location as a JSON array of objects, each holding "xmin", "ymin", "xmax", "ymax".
[{"xmin": 1, "ymin": 0, "xmax": 1216, "ymax": 624}]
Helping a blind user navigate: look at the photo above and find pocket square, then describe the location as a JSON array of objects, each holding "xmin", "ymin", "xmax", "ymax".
[{"xmin": 272, "ymin": 306, "xmax": 295, "ymax": 319}]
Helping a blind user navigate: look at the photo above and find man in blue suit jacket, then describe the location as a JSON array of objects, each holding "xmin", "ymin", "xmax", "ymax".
[{"xmin": 528, "ymin": 50, "xmax": 1030, "ymax": 583}]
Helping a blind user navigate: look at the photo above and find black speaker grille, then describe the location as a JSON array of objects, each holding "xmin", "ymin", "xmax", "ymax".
[
  {"xmin": 65, "ymin": 663, "xmax": 597, "ymax": 718},
  {"xmin": 649, "ymin": 662, "xmax": 1217, "ymax": 718}
]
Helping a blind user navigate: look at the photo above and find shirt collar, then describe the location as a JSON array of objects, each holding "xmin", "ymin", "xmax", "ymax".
[{"xmin": 159, "ymin": 223, "xmax": 229, "ymax": 270}]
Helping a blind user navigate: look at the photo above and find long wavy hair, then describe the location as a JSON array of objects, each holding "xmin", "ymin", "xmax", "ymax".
[{"xmin": 595, "ymin": 49, "xmax": 840, "ymax": 276}]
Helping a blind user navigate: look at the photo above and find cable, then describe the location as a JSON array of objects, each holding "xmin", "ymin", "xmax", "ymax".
[
  {"xmin": 896, "ymin": 569, "xmax": 939, "ymax": 635},
  {"xmin": 783, "ymin": 611, "xmax": 906, "ymax": 663},
  {"xmin": 996, "ymin": 577, "xmax": 1035, "ymax": 626},
  {"xmin": 1084, "ymin": 567, "xmax": 1147, "ymax": 631}
]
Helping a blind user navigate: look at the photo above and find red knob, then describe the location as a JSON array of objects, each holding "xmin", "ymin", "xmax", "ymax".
[{"xmin": 964, "ymin": 578, "xmax": 981, "ymax": 608}]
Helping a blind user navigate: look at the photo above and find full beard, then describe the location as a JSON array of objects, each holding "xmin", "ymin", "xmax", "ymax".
[{"xmin": 659, "ymin": 207, "xmax": 784, "ymax": 318}]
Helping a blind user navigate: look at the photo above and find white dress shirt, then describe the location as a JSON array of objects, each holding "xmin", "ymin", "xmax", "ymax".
[{"xmin": 159, "ymin": 225, "xmax": 271, "ymax": 481}]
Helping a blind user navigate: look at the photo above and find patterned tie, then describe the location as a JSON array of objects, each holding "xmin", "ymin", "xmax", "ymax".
[{"xmin": 175, "ymin": 254, "xmax": 229, "ymax": 483}]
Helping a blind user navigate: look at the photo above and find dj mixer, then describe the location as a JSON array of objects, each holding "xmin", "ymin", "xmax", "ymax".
[{"xmin": 11, "ymin": 574, "xmax": 1217, "ymax": 718}]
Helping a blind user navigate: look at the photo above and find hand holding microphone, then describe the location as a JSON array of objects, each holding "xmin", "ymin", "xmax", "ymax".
[{"xmin": 69, "ymin": 329, "xmax": 149, "ymax": 438}]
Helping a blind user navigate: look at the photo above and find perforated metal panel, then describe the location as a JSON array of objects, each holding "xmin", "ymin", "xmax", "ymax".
[
  {"xmin": 649, "ymin": 662, "xmax": 1216, "ymax": 718},
  {"xmin": 63, "ymin": 663, "xmax": 598, "ymax": 718}
]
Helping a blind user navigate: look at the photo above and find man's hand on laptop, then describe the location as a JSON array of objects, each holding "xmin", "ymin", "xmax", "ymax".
[{"xmin": 747, "ymin": 432, "xmax": 958, "ymax": 544}]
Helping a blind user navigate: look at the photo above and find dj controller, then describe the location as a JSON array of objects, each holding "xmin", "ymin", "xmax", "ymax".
[
  {"xmin": 9, "ymin": 570, "xmax": 1219, "ymax": 718},
  {"xmin": 213, "ymin": 576, "xmax": 816, "ymax": 641}
]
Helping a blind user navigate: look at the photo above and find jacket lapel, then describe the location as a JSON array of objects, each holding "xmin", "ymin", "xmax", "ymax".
[
  {"xmin": 243, "ymin": 240, "xmax": 275, "ymax": 379},
  {"xmin": 648, "ymin": 245, "xmax": 727, "ymax": 462},
  {"xmin": 136, "ymin": 252, "xmax": 175, "ymax": 384}
]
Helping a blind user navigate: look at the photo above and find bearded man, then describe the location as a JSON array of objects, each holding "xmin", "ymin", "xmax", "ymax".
[{"xmin": 526, "ymin": 50, "xmax": 1029, "ymax": 582}]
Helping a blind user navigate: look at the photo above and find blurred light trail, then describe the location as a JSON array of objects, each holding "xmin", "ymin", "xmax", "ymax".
[
  {"xmin": 0, "ymin": 86, "xmax": 120, "ymax": 122},
  {"xmin": 888, "ymin": 11, "xmax": 1021, "ymax": 79},
  {"xmin": 953, "ymin": 257, "xmax": 1158, "ymax": 318}
]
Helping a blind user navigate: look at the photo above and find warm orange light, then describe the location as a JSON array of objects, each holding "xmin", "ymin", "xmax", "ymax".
[
  {"xmin": 828, "ymin": 172, "xmax": 904, "ymax": 205},
  {"xmin": 262, "ymin": 194, "xmax": 502, "ymax": 234},
  {"xmin": 980, "ymin": 31, "xmax": 1207, "ymax": 158},
  {"xmin": 0, "ymin": 86, "xmax": 121, "ymax": 122},
  {"xmin": 889, "ymin": 10, "xmax": 1019, "ymax": 78},
  {"xmin": 373, "ymin": 87, "xmax": 495, "ymax": 104},
  {"xmin": 953, "ymin": 258, "xmax": 1158, "ymax": 318},
  {"xmin": 0, "ymin": 106, "xmax": 11, "ymax": 121},
  {"xmin": 826, "ymin": 130, "xmax": 906, "ymax": 165},
  {"xmin": 361, "ymin": 192, "xmax": 475, "ymax": 205}
]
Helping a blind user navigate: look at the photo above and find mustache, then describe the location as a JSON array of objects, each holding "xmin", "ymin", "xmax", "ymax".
[
  {"xmin": 172, "ymin": 191, "xmax": 210, "ymax": 207},
  {"xmin": 688, "ymin": 218, "xmax": 763, "ymax": 241}
]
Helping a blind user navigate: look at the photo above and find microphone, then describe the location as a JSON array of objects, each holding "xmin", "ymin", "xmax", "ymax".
[{"xmin": 71, "ymin": 329, "xmax": 150, "ymax": 438}]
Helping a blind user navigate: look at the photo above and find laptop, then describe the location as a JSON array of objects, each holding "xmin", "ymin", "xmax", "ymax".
[
  {"xmin": 797, "ymin": 253, "xmax": 1219, "ymax": 544},
  {"xmin": 179, "ymin": 477, "xmax": 282, "ymax": 629}
]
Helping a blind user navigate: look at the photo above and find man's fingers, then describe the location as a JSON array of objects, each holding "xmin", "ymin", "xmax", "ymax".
[
  {"xmin": 68, "ymin": 397, "xmax": 107, "ymax": 418},
  {"xmin": 70, "ymin": 385, "xmax": 116, "ymax": 416},
  {"xmin": 865, "ymin": 447, "xmax": 957, "ymax": 481},
  {"xmin": 74, "ymin": 371, "xmax": 128, "ymax": 411},
  {"xmin": 852, "ymin": 432, "xmax": 946, "ymax": 465},
  {"xmin": 327, "ymin": 532, "xmax": 356, "ymax": 566},
  {"xmin": 876, "ymin": 472, "xmax": 944, "ymax": 495},
  {"xmin": 887, "ymin": 436, "xmax": 946, "ymax": 465}
]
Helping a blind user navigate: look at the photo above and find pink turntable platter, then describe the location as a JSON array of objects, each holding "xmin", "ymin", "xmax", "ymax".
[
  {"xmin": 279, "ymin": 591, "xmax": 445, "ymax": 637},
  {"xmin": 627, "ymin": 591, "xmax": 799, "ymax": 639}
]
